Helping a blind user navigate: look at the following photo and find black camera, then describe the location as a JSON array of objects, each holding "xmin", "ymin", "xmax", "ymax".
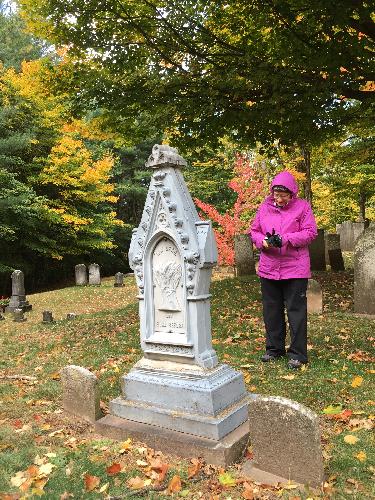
[{"xmin": 265, "ymin": 229, "xmax": 282, "ymax": 248}]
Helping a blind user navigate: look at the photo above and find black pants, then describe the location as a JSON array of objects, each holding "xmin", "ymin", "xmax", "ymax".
[{"xmin": 260, "ymin": 277, "xmax": 308, "ymax": 363}]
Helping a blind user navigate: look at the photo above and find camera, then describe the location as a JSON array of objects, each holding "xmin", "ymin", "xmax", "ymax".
[{"xmin": 265, "ymin": 229, "xmax": 282, "ymax": 248}]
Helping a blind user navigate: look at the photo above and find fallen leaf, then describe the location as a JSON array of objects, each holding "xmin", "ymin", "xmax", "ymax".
[
  {"xmin": 322, "ymin": 404, "xmax": 343, "ymax": 415},
  {"xmin": 218, "ymin": 472, "xmax": 236, "ymax": 487},
  {"xmin": 136, "ymin": 459, "xmax": 148, "ymax": 467},
  {"xmin": 280, "ymin": 374, "xmax": 295, "ymax": 380},
  {"xmin": 39, "ymin": 463, "xmax": 55, "ymax": 476},
  {"xmin": 344, "ymin": 435, "xmax": 359, "ymax": 445},
  {"xmin": 168, "ymin": 475, "xmax": 182, "ymax": 493},
  {"xmin": 119, "ymin": 438, "xmax": 132, "ymax": 453},
  {"xmin": 351, "ymin": 376, "xmax": 363, "ymax": 388},
  {"xmin": 355, "ymin": 451, "xmax": 367, "ymax": 462},
  {"xmin": 242, "ymin": 481, "xmax": 254, "ymax": 499},
  {"xmin": 99, "ymin": 483, "xmax": 109, "ymax": 493},
  {"xmin": 10, "ymin": 471, "xmax": 27, "ymax": 488},
  {"xmin": 188, "ymin": 458, "xmax": 201, "ymax": 479},
  {"xmin": 127, "ymin": 476, "xmax": 145, "ymax": 490},
  {"xmin": 106, "ymin": 463, "xmax": 122, "ymax": 475},
  {"xmin": 84, "ymin": 474, "xmax": 100, "ymax": 492}
]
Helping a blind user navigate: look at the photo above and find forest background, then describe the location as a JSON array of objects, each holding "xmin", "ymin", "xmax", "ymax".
[{"xmin": 0, "ymin": 0, "xmax": 374, "ymax": 294}]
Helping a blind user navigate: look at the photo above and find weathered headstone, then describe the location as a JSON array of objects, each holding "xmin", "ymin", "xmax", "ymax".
[
  {"xmin": 114, "ymin": 272, "xmax": 124, "ymax": 287},
  {"xmin": 234, "ymin": 235, "xmax": 256, "ymax": 276},
  {"xmin": 339, "ymin": 221, "xmax": 368, "ymax": 251},
  {"xmin": 66, "ymin": 312, "xmax": 77, "ymax": 320},
  {"xmin": 96, "ymin": 144, "xmax": 249, "ymax": 465},
  {"xmin": 5, "ymin": 270, "xmax": 32, "ymax": 312},
  {"xmin": 75, "ymin": 264, "xmax": 87, "ymax": 286},
  {"xmin": 309, "ymin": 229, "xmax": 326, "ymax": 271},
  {"xmin": 42, "ymin": 311, "xmax": 54, "ymax": 323},
  {"xmin": 13, "ymin": 308, "xmax": 26, "ymax": 322},
  {"xmin": 88, "ymin": 263, "xmax": 101, "ymax": 285},
  {"xmin": 325, "ymin": 233, "xmax": 345, "ymax": 271},
  {"xmin": 243, "ymin": 396, "xmax": 324, "ymax": 487},
  {"xmin": 307, "ymin": 279, "xmax": 322, "ymax": 314},
  {"xmin": 354, "ymin": 227, "xmax": 375, "ymax": 315},
  {"xmin": 60, "ymin": 365, "xmax": 102, "ymax": 423}
]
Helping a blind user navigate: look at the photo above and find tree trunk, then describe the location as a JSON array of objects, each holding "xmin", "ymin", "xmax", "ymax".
[
  {"xmin": 300, "ymin": 146, "xmax": 312, "ymax": 205},
  {"xmin": 358, "ymin": 189, "xmax": 366, "ymax": 222}
]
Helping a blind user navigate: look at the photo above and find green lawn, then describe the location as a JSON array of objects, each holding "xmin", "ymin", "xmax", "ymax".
[{"xmin": 0, "ymin": 272, "xmax": 374, "ymax": 499}]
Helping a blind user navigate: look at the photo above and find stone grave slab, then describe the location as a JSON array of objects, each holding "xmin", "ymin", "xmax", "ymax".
[
  {"xmin": 234, "ymin": 235, "xmax": 256, "ymax": 276},
  {"xmin": 354, "ymin": 227, "xmax": 375, "ymax": 315},
  {"xmin": 243, "ymin": 395, "xmax": 324, "ymax": 487},
  {"xmin": 61, "ymin": 365, "xmax": 102, "ymax": 423},
  {"xmin": 88, "ymin": 263, "xmax": 101, "ymax": 285},
  {"xmin": 75, "ymin": 264, "xmax": 87, "ymax": 286},
  {"xmin": 309, "ymin": 229, "xmax": 326, "ymax": 271},
  {"xmin": 325, "ymin": 234, "xmax": 345, "ymax": 271},
  {"xmin": 5, "ymin": 270, "xmax": 32, "ymax": 312},
  {"xmin": 307, "ymin": 279, "xmax": 322, "ymax": 314}
]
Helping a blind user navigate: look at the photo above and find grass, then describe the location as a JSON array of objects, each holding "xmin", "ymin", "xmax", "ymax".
[{"xmin": 0, "ymin": 272, "xmax": 374, "ymax": 499}]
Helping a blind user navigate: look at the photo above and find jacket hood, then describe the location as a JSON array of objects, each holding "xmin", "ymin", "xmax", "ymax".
[{"xmin": 270, "ymin": 171, "xmax": 299, "ymax": 197}]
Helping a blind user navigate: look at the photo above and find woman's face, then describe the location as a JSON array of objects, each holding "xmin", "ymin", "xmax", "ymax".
[{"xmin": 273, "ymin": 191, "xmax": 291, "ymax": 206}]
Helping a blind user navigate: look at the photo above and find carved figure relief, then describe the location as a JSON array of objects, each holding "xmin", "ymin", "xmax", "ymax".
[{"xmin": 154, "ymin": 261, "xmax": 182, "ymax": 311}]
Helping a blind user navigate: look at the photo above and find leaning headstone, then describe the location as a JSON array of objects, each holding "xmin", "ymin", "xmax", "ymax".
[
  {"xmin": 66, "ymin": 312, "xmax": 77, "ymax": 320},
  {"xmin": 75, "ymin": 264, "xmax": 87, "ymax": 286},
  {"xmin": 13, "ymin": 308, "xmax": 26, "ymax": 322},
  {"xmin": 307, "ymin": 279, "xmax": 322, "ymax": 314},
  {"xmin": 5, "ymin": 270, "xmax": 32, "ymax": 312},
  {"xmin": 243, "ymin": 396, "xmax": 324, "ymax": 487},
  {"xmin": 234, "ymin": 235, "xmax": 256, "ymax": 276},
  {"xmin": 114, "ymin": 272, "xmax": 124, "ymax": 287},
  {"xmin": 88, "ymin": 263, "xmax": 101, "ymax": 285},
  {"xmin": 95, "ymin": 144, "xmax": 249, "ymax": 466},
  {"xmin": 60, "ymin": 365, "xmax": 102, "ymax": 423},
  {"xmin": 42, "ymin": 311, "xmax": 54, "ymax": 323},
  {"xmin": 309, "ymin": 229, "xmax": 326, "ymax": 271},
  {"xmin": 354, "ymin": 227, "xmax": 375, "ymax": 315},
  {"xmin": 325, "ymin": 234, "xmax": 345, "ymax": 271}
]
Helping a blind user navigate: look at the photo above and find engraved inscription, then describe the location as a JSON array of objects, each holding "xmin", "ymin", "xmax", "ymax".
[{"xmin": 153, "ymin": 238, "xmax": 185, "ymax": 334}]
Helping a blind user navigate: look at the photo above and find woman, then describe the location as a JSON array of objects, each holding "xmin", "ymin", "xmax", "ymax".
[{"xmin": 250, "ymin": 171, "xmax": 318, "ymax": 369}]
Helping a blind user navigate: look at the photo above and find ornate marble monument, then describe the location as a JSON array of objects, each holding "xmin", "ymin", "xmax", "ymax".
[{"xmin": 96, "ymin": 145, "xmax": 250, "ymax": 464}]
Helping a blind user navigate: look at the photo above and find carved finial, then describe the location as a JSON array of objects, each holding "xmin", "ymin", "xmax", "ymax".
[{"xmin": 145, "ymin": 144, "xmax": 187, "ymax": 169}]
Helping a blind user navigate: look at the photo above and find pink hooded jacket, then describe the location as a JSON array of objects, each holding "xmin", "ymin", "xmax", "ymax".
[{"xmin": 250, "ymin": 171, "xmax": 318, "ymax": 280}]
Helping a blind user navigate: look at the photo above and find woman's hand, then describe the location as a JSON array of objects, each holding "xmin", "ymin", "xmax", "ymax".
[{"xmin": 262, "ymin": 239, "xmax": 269, "ymax": 249}]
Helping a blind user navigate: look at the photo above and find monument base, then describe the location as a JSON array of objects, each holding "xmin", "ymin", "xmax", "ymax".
[
  {"xmin": 6, "ymin": 302, "xmax": 32, "ymax": 313},
  {"xmin": 95, "ymin": 415, "xmax": 250, "ymax": 467}
]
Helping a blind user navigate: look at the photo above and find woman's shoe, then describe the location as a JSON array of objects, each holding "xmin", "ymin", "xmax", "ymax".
[
  {"xmin": 261, "ymin": 353, "xmax": 279, "ymax": 362},
  {"xmin": 287, "ymin": 359, "xmax": 303, "ymax": 369}
]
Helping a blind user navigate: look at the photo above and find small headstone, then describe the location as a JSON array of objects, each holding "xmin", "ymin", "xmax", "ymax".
[
  {"xmin": 13, "ymin": 308, "xmax": 26, "ymax": 322},
  {"xmin": 42, "ymin": 311, "xmax": 54, "ymax": 323},
  {"xmin": 354, "ymin": 227, "xmax": 375, "ymax": 315},
  {"xmin": 307, "ymin": 279, "xmax": 322, "ymax": 314},
  {"xmin": 66, "ymin": 313, "xmax": 77, "ymax": 320},
  {"xmin": 309, "ymin": 229, "xmax": 326, "ymax": 271},
  {"xmin": 234, "ymin": 235, "xmax": 256, "ymax": 276},
  {"xmin": 60, "ymin": 365, "xmax": 102, "ymax": 423},
  {"xmin": 325, "ymin": 234, "xmax": 345, "ymax": 271},
  {"xmin": 244, "ymin": 395, "xmax": 324, "ymax": 487},
  {"xmin": 75, "ymin": 264, "xmax": 87, "ymax": 286},
  {"xmin": 88, "ymin": 263, "xmax": 101, "ymax": 285},
  {"xmin": 5, "ymin": 270, "xmax": 32, "ymax": 312},
  {"xmin": 114, "ymin": 272, "xmax": 125, "ymax": 287}
]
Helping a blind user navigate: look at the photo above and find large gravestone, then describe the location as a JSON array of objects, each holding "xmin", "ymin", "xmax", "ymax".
[
  {"xmin": 234, "ymin": 235, "xmax": 256, "ymax": 276},
  {"xmin": 88, "ymin": 263, "xmax": 101, "ymax": 285},
  {"xmin": 309, "ymin": 229, "xmax": 326, "ymax": 271},
  {"xmin": 325, "ymin": 234, "xmax": 345, "ymax": 271},
  {"xmin": 96, "ymin": 145, "xmax": 249, "ymax": 465},
  {"xmin": 75, "ymin": 264, "xmax": 87, "ymax": 286},
  {"xmin": 339, "ymin": 221, "xmax": 368, "ymax": 251},
  {"xmin": 5, "ymin": 270, "xmax": 32, "ymax": 313},
  {"xmin": 354, "ymin": 227, "xmax": 375, "ymax": 315}
]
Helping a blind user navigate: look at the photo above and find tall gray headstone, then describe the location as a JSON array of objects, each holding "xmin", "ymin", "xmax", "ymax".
[
  {"xmin": 96, "ymin": 145, "xmax": 249, "ymax": 464},
  {"xmin": 75, "ymin": 264, "xmax": 87, "ymax": 286},
  {"xmin": 307, "ymin": 279, "xmax": 322, "ymax": 314},
  {"xmin": 354, "ymin": 227, "xmax": 375, "ymax": 315},
  {"xmin": 88, "ymin": 263, "xmax": 101, "ymax": 285},
  {"xmin": 309, "ymin": 229, "xmax": 326, "ymax": 271},
  {"xmin": 325, "ymin": 233, "xmax": 345, "ymax": 271},
  {"xmin": 244, "ymin": 396, "xmax": 324, "ymax": 487},
  {"xmin": 114, "ymin": 272, "xmax": 124, "ymax": 287},
  {"xmin": 61, "ymin": 365, "xmax": 102, "ymax": 423},
  {"xmin": 234, "ymin": 235, "xmax": 256, "ymax": 276},
  {"xmin": 339, "ymin": 221, "xmax": 368, "ymax": 251},
  {"xmin": 5, "ymin": 270, "xmax": 32, "ymax": 312}
]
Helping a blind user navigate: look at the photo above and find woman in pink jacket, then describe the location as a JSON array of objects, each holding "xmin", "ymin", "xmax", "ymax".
[{"xmin": 250, "ymin": 171, "xmax": 318, "ymax": 369}]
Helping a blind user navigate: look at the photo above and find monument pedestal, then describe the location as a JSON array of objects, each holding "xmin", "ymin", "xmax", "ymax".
[{"xmin": 95, "ymin": 415, "xmax": 250, "ymax": 467}]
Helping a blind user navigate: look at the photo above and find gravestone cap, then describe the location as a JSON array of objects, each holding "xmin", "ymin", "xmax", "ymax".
[{"xmin": 145, "ymin": 144, "xmax": 187, "ymax": 169}]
